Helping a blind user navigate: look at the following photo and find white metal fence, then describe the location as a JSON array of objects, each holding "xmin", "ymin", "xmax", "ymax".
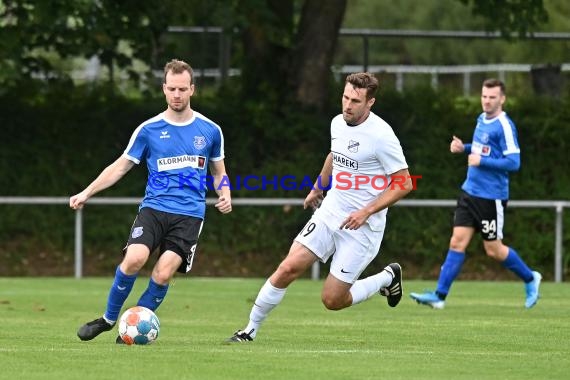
[
  {"xmin": 1, "ymin": 197, "xmax": 568, "ymax": 282},
  {"xmin": 77, "ymin": 26, "xmax": 570, "ymax": 95},
  {"xmin": 335, "ymin": 63, "xmax": 570, "ymax": 95}
]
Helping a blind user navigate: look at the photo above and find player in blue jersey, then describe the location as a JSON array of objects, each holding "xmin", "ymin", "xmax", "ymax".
[
  {"xmin": 410, "ymin": 78, "xmax": 541, "ymax": 309},
  {"xmin": 70, "ymin": 59, "xmax": 232, "ymax": 342}
]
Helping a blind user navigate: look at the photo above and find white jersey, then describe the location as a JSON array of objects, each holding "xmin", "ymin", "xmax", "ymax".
[{"xmin": 316, "ymin": 112, "xmax": 408, "ymax": 231}]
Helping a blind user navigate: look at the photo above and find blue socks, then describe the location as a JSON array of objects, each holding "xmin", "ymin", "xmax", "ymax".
[
  {"xmin": 104, "ymin": 266, "xmax": 137, "ymax": 322},
  {"xmin": 102, "ymin": 267, "xmax": 169, "ymax": 323},
  {"xmin": 137, "ymin": 277, "xmax": 169, "ymax": 311},
  {"xmin": 436, "ymin": 250, "xmax": 466, "ymax": 299},
  {"xmin": 432, "ymin": 247, "xmax": 532, "ymax": 302},
  {"xmin": 501, "ymin": 247, "xmax": 534, "ymax": 283}
]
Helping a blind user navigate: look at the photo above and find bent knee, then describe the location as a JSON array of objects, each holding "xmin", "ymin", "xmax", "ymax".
[
  {"xmin": 151, "ymin": 270, "xmax": 171, "ymax": 285},
  {"xmin": 321, "ymin": 293, "xmax": 348, "ymax": 311},
  {"xmin": 120, "ymin": 257, "xmax": 146, "ymax": 274},
  {"xmin": 321, "ymin": 297, "xmax": 343, "ymax": 310},
  {"xmin": 275, "ymin": 262, "xmax": 303, "ymax": 283},
  {"xmin": 484, "ymin": 245, "xmax": 506, "ymax": 260},
  {"xmin": 449, "ymin": 236, "xmax": 468, "ymax": 251}
]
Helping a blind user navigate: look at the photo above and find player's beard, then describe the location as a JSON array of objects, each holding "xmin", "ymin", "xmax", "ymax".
[
  {"xmin": 343, "ymin": 111, "xmax": 356, "ymax": 124},
  {"xmin": 169, "ymin": 98, "xmax": 190, "ymax": 113},
  {"xmin": 343, "ymin": 110, "xmax": 364, "ymax": 125},
  {"xmin": 483, "ymin": 104, "xmax": 499, "ymax": 117}
]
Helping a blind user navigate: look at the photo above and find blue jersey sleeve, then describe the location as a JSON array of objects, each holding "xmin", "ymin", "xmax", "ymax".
[
  {"xmin": 480, "ymin": 153, "xmax": 520, "ymax": 172},
  {"xmin": 478, "ymin": 113, "xmax": 520, "ymax": 171},
  {"xmin": 123, "ymin": 125, "xmax": 148, "ymax": 164},
  {"xmin": 209, "ymin": 125, "xmax": 224, "ymax": 161},
  {"xmin": 461, "ymin": 112, "xmax": 519, "ymax": 200}
]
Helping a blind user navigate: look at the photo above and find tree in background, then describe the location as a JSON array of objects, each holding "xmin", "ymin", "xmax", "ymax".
[
  {"xmin": 179, "ymin": 0, "xmax": 552, "ymax": 109},
  {"xmin": 339, "ymin": 0, "xmax": 561, "ymax": 67},
  {"xmin": 0, "ymin": 0, "xmax": 192, "ymax": 92},
  {"xmin": 0, "ymin": 0, "xmax": 551, "ymax": 105},
  {"xmin": 459, "ymin": 0, "xmax": 548, "ymax": 37},
  {"xmin": 1, "ymin": 0, "xmax": 565, "ymax": 278},
  {"xmin": 227, "ymin": 0, "xmax": 347, "ymax": 110}
]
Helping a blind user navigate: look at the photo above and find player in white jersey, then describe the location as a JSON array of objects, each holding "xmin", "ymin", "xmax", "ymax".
[
  {"xmin": 227, "ymin": 72, "xmax": 413, "ymax": 342},
  {"xmin": 70, "ymin": 59, "xmax": 232, "ymax": 342},
  {"xmin": 410, "ymin": 78, "xmax": 542, "ymax": 309}
]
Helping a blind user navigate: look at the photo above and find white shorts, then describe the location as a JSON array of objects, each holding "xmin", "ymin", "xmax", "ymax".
[{"xmin": 294, "ymin": 212, "xmax": 385, "ymax": 284}]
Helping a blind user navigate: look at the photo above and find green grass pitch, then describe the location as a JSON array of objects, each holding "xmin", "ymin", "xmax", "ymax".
[{"xmin": 1, "ymin": 277, "xmax": 569, "ymax": 380}]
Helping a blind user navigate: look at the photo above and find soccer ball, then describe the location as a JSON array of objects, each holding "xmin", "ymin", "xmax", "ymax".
[{"xmin": 118, "ymin": 306, "xmax": 160, "ymax": 345}]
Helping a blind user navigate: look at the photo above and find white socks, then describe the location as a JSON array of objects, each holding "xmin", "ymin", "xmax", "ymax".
[
  {"xmin": 243, "ymin": 279, "xmax": 286, "ymax": 338},
  {"xmin": 349, "ymin": 269, "xmax": 393, "ymax": 305},
  {"xmin": 241, "ymin": 270, "xmax": 393, "ymax": 337}
]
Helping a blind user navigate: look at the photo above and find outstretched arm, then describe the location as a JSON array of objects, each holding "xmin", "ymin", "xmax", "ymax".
[{"xmin": 69, "ymin": 156, "xmax": 135, "ymax": 209}]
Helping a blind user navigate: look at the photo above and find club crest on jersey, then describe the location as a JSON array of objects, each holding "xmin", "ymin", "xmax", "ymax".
[
  {"xmin": 132, "ymin": 227, "xmax": 143, "ymax": 239},
  {"xmin": 194, "ymin": 136, "xmax": 206, "ymax": 149},
  {"xmin": 348, "ymin": 140, "xmax": 360, "ymax": 153},
  {"xmin": 481, "ymin": 133, "xmax": 489, "ymax": 143}
]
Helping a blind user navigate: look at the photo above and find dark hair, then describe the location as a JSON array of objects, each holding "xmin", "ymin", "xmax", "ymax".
[
  {"xmin": 345, "ymin": 72, "xmax": 379, "ymax": 100},
  {"xmin": 163, "ymin": 59, "xmax": 194, "ymax": 85},
  {"xmin": 483, "ymin": 78, "xmax": 505, "ymax": 95}
]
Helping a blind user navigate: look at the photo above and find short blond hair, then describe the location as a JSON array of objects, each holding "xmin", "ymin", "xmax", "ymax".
[{"xmin": 163, "ymin": 59, "xmax": 194, "ymax": 85}]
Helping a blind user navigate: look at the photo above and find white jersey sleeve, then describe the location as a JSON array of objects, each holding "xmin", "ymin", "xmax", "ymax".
[{"xmin": 374, "ymin": 124, "xmax": 409, "ymax": 175}]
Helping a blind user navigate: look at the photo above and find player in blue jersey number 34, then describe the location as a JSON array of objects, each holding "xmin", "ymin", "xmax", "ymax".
[
  {"xmin": 410, "ymin": 78, "xmax": 541, "ymax": 310},
  {"xmin": 70, "ymin": 59, "xmax": 232, "ymax": 342}
]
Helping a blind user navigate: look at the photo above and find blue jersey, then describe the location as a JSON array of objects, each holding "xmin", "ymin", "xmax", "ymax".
[
  {"xmin": 123, "ymin": 111, "xmax": 224, "ymax": 218},
  {"xmin": 462, "ymin": 112, "xmax": 520, "ymax": 200}
]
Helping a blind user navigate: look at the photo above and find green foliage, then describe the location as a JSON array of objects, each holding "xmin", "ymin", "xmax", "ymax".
[
  {"xmin": 3, "ymin": 0, "xmax": 558, "ymax": 105},
  {"xmin": 1, "ymin": 83, "xmax": 569, "ymax": 278},
  {"xmin": 340, "ymin": 0, "xmax": 567, "ymax": 68},
  {"xmin": 459, "ymin": 0, "xmax": 549, "ymax": 37},
  {"xmin": 1, "ymin": 0, "xmax": 565, "ymax": 278},
  {"xmin": 0, "ymin": 0, "xmax": 194, "ymax": 89}
]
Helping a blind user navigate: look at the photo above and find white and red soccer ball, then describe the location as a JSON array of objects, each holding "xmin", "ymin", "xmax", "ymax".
[{"xmin": 118, "ymin": 306, "xmax": 160, "ymax": 345}]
